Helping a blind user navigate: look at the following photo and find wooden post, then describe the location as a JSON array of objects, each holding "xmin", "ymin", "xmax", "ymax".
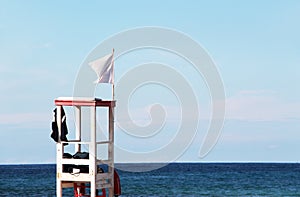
[
  {"xmin": 75, "ymin": 106, "xmax": 81, "ymax": 152},
  {"xmin": 90, "ymin": 106, "xmax": 97, "ymax": 197},
  {"xmin": 108, "ymin": 105, "xmax": 114, "ymax": 197},
  {"xmin": 56, "ymin": 106, "xmax": 62, "ymax": 197}
]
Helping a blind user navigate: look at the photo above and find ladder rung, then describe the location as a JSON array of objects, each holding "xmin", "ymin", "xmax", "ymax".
[
  {"xmin": 97, "ymin": 179, "xmax": 107, "ymax": 184},
  {"xmin": 97, "ymin": 172, "xmax": 112, "ymax": 180},
  {"xmin": 96, "ymin": 183, "xmax": 112, "ymax": 189},
  {"xmin": 97, "ymin": 159, "xmax": 113, "ymax": 165},
  {"xmin": 96, "ymin": 141, "xmax": 112, "ymax": 145},
  {"xmin": 62, "ymin": 141, "xmax": 90, "ymax": 145}
]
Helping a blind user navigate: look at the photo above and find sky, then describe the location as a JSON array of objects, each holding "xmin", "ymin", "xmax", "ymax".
[{"xmin": 0, "ymin": 1, "xmax": 300, "ymax": 164}]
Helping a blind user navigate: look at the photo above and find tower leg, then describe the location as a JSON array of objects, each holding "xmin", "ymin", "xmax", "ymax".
[
  {"xmin": 90, "ymin": 106, "xmax": 97, "ymax": 197},
  {"xmin": 56, "ymin": 180, "xmax": 62, "ymax": 197}
]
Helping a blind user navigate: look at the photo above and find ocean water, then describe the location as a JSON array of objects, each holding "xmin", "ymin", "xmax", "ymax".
[{"xmin": 0, "ymin": 163, "xmax": 299, "ymax": 196}]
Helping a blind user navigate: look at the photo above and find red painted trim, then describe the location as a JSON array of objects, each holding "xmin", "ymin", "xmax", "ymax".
[{"xmin": 55, "ymin": 98, "xmax": 116, "ymax": 107}]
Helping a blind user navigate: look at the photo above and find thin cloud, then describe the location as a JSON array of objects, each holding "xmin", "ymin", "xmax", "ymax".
[
  {"xmin": 32, "ymin": 42, "xmax": 53, "ymax": 49},
  {"xmin": 226, "ymin": 90, "xmax": 300, "ymax": 121},
  {"xmin": 0, "ymin": 112, "xmax": 50, "ymax": 128},
  {"xmin": 116, "ymin": 104, "xmax": 194, "ymax": 128}
]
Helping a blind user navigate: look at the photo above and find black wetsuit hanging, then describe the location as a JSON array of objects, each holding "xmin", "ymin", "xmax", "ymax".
[{"xmin": 51, "ymin": 107, "xmax": 68, "ymax": 143}]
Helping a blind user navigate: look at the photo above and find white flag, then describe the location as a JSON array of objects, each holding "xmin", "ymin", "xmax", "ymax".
[{"xmin": 89, "ymin": 51, "xmax": 114, "ymax": 84}]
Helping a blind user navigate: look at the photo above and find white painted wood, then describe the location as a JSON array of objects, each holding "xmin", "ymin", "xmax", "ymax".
[
  {"xmin": 55, "ymin": 98, "xmax": 115, "ymax": 197},
  {"xmin": 108, "ymin": 106, "xmax": 114, "ymax": 197},
  {"xmin": 75, "ymin": 106, "xmax": 81, "ymax": 152},
  {"xmin": 90, "ymin": 106, "xmax": 96, "ymax": 197},
  {"xmin": 56, "ymin": 96, "xmax": 96, "ymax": 101},
  {"xmin": 61, "ymin": 158, "xmax": 90, "ymax": 165},
  {"xmin": 56, "ymin": 106, "xmax": 62, "ymax": 197}
]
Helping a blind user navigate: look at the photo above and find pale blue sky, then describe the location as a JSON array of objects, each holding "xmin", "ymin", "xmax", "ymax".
[{"xmin": 0, "ymin": 1, "xmax": 300, "ymax": 163}]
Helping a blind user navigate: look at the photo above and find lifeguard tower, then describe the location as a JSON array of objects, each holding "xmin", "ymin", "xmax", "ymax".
[{"xmin": 54, "ymin": 97, "xmax": 120, "ymax": 197}]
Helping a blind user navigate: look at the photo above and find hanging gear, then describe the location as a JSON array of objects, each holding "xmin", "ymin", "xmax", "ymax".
[{"xmin": 50, "ymin": 107, "xmax": 69, "ymax": 143}]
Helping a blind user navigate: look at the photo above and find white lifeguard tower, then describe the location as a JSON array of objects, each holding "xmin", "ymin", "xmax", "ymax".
[{"xmin": 54, "ymin": 97, "xmax": 119, "ymax": 197}]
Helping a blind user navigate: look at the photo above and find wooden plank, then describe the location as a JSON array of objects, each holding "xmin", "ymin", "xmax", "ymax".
[
  {"xmin": 61, "ymin": 158, "xmax": 90, "ymax": 165},
  {"xmin": 54, "ymin": 97, "xmax": 115, "ymax": 107}
]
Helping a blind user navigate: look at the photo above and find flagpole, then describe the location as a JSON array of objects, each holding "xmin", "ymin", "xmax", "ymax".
[
  {"xmin": 112, "ymin": 83, "xmax": 115, "ymax": 101},
  {"xmin": 112, "ymin": 48, "xmax": 115, "ymax": 101}
]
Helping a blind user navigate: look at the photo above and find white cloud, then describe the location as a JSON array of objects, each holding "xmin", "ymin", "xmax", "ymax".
[
  {"xmin": 114, "ymin": 103, "xmax": 202, "ymax": 130},
  {"xmin": 0, "ymin": 112, "xmax": 50, "ymax": 128},
  {"xmin": 32, "ymin": 42, "xmax": 53, "ymax": 49},
  {"xmin": 226, "ymin": 90, "xmax": 300, "ymax": 121}
]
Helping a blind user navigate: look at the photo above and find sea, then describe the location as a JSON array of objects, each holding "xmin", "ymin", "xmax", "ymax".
[{"xmin": 0, "ymin": 163, "xmax": 299, "ymax": 196}]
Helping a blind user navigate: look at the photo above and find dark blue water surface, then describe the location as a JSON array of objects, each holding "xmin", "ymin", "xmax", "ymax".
[{"xmin": 0, "ymin": 163, "xmax": 299, "ymax": 196}]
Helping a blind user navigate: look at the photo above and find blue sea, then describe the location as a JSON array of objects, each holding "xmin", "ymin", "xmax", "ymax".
[{"xmin": 0, "ymin": 163, "xmax": 299, "ymax": 196}]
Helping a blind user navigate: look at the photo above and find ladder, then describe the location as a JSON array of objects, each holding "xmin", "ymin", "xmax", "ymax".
[{"xmin": 54, "ymin": 97, "xmax": 115, "ymax": 197}]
